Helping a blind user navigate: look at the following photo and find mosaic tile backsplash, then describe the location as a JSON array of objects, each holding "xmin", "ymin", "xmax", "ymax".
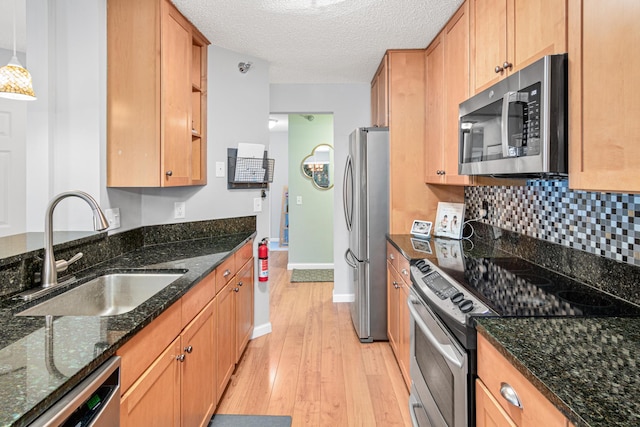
[{"xmin": 465, "ymin": 180, "xmax": 640, "ymax": 267}]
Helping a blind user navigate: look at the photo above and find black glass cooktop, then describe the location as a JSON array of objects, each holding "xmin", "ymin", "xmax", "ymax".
[{"xmin": 435, "ymin": 256, "xmax": 640, "ymax": 318}]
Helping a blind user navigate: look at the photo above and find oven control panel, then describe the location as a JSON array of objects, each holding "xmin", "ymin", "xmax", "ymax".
[{"xmin": 410, "ymin": 259, "xmax": 492, "ymax": 325}]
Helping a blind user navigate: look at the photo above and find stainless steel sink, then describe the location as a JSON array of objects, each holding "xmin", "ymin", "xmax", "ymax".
[{"xmin": 17, "ymin": 273, "xmax": 184, "ymax": 317}]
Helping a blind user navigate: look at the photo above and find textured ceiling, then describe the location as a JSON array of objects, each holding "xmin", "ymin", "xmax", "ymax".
[
  {"xmin": 1, "ymin": 0, "xmax": 464, "ymax": 84},
  {"xmin": 172, "ymin": 0, "xmax": 464, "ymax": 84}
]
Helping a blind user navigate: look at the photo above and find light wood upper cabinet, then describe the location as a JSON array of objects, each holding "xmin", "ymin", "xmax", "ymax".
[
  {"xmin": 470, "ymin": 0, "xmax": 567, "ymax": 94},
  {"xmin": 425, "ymin": 2, "xmax": 472, "ymax": 186},
  {"xmin": 107, "ymin": 0, "xmax": 210, "ymax": 187},
  {"xmin": 371, "ymin": 56, "xmax": 389, "ymax": 127},
  {"xmin": 568, "ymin": 0, "xmax": 640, "ymax": 192}
]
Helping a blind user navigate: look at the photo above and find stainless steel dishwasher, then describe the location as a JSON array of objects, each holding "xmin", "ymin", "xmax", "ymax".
[{"xmin": 30, "ymin": 356, "xmax": 121, "ymax": 427}]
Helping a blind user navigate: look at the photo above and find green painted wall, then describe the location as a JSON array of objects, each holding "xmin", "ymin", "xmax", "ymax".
[{"xmin": 288, "ymin": 114, "xmax": 334, "ymax": 266}]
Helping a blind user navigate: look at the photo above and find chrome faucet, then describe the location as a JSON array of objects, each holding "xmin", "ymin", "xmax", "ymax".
[{"xmin": 41, "ymin": 191, "xmax": 109, "ymax": 288}]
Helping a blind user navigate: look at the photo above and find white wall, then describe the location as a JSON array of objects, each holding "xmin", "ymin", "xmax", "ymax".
[
  {"xmin": 270, "ymin": 84, "xmax": 370, "ymax": 302},
  {"xmin": 269, "ymin": 130, "xmax": 288, "ymax": 244}
]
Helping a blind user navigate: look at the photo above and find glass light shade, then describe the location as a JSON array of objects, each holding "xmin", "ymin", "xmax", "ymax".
[{"xmin": 0, "ymin": 56, "xmax": 37, "ymax": 101}]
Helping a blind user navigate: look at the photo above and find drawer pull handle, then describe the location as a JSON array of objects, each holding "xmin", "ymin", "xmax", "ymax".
[
  {"xmin": 223, "ymin": 269, "xmax": 231, "ymax": 277},
  {"xmin": 500, "ymin": 382, "xmax": 523, "ymax": 409}
]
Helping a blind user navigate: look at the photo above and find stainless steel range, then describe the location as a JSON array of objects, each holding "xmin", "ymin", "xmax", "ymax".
[{"xmin": 407, "ymin": 245, "xmax": 640, "ymax": 427}]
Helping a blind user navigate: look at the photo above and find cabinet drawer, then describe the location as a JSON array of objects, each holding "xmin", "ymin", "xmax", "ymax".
[
  {"xmin": 181, "ymin": 270, "xmax": 215, "ymax": 328},
  {"xmin": 477, "ymin": 334, "xmax": 567, "ymax": 427},
  {"xmin": 386, "ymin": 242, "xmax": 400, "ymax": 271},
  {"xmin": 235, "ymin": 239, "xmax": 253, "ymax": 271},
  {"xmin": 215, "ymin": 256, "xmax": 236, "ymax": 295},
  {"xmin": 117, "ymin": 302, "xmax": 182, "ymax": 394}
]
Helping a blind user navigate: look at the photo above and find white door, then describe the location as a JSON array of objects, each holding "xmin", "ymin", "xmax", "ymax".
[{"xmin": 0, "ymin": 98, "xmax": 27, "ymax": 237}]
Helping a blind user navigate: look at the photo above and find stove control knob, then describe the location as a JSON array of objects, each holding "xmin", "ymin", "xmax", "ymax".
[
  {"xmin": 459, "ymin": 299, "xmax": 474, "ymax": 313},
  {"xmin": 451, "ymin": 292, "xmax": 465, "ymax": 304},
  {"xmin": 420, "ymin": 265, "xmax": 431, "ymax": 274},
  {"xmin": 415, "ymin": 260, "xmax": 425, "ymax": 268}
]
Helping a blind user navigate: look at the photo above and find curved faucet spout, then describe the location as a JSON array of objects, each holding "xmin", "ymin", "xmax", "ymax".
[{"xmin": 42, "ymin": 191, "xmax": 109, "ymax": 288}]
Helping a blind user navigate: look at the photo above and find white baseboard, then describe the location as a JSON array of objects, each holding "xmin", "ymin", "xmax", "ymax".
[
  {"xmin": 333, "ymin": 293, "xmax": 354, "ymax": 303},
  {"xmin": 251, "ymin": 322, "xmax": 272, "ymax": 339},
  {"xmin": 287, "ymin": 262, "xmax": 334, "ymax": 270}
]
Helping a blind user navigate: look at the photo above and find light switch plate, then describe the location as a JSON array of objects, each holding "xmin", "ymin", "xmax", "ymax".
[
  {"xmin": 253, "ymin": 197, "xmax": 262, "ymax": 212},
  {"xmin": 215, "ymin": 161, "xmax": 225, "ymax": 177},
  {"xmin": 104, "ymin": 208, "xmax": 121, "ymax": 229},
  {"xmin": 296, "ymin": 196, "xmax": 302, "ymax": 205},
  {"xmin": 174, "ymin": 202, "xmax": 186, "ymax": 219}
]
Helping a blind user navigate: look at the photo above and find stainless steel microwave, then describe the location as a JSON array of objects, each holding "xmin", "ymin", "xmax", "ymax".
[{"xmin": 458, "ymin": 54, "xmax": 567, "ymax": 177}]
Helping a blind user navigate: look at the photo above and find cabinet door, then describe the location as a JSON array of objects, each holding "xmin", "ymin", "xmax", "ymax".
[
  {"xmin": 181, "ymin": 300, "xmax": 216, "ymax": 427},
  {"xmin": 470, "ymin": 0, "xmax": 508, "ymax": 93},
  {"xmin": 235, "ymin": 258, "xmax": 254, "ymax": 362},
  {"xmin": 425, "ymin": 34, "xmax": 445, "ymax": 184},
  {"xmin": 386, "ymin": 265, "xmax": 400, "ymax": 357},
  {"xmin": 371, "ymin": 75, "xmax": 380, "ymax": 127},
  {"xmin": 398, "ymin": 280, "xmax": 411, "ymax": 388},
  {"xmin": 509, "ymin": 0, "xmax": 567, "ymax": 73},
  {"xmin": 376, "ymin": 57, "xmax": 389, "ymax": 127},
  {"xmin": 568, "ymin": 0, "xmax": 640, "ymax": 192},
  {"xmin": 216, "ymin": 280, "xmax": 236, "ymax": 401},
  {"xmin": 443, "ymin": 2, "xmax": 472, "ymax": 186},
  {"xmin": 161, "ymin": 1, "xmax": 193, "ymax": 186},
  {"xmin": 476, "ymin": 379, "xmax": 517, "ymax": 427},
  {"xmin": 120, "ymin": 337, "xmax": 181, "ymax": 427}
]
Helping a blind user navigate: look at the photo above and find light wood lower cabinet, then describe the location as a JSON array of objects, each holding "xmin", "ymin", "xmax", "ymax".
[
  {"xmin": 216, "ymin": 279, "xmax": 236, "ymax": 402},
  {"xmin": 386, "ymin": 243, "xmax": 411, "ymax": 389},
  {"xmin": 476, "ymin": 334, "xmax": 569, "ymax": 427},
  {"xmin": 235, "ymin": 258, "xmax": 254, "ymax": 361},
  {"xmin": 120, "ymin": 337, "xmax": 182, "ymax": 426},
  {"xmin": 118, "ymin": 239, "xmax": 255, "ymax": 425},
  {"xmin": 120, "ymin": 300, "xmax": 216, "ymax": 427}
]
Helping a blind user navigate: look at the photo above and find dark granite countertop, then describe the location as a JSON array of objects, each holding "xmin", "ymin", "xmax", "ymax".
[
  {"xmin": 477, "ymin": 317, "xmax": 640, "ymax": 427},
  {"xmin": 0, "ymin": 231, "xmax": 255, "ymax": 427}
]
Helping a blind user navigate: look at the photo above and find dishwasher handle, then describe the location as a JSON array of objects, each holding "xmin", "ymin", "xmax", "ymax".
[{"xmin": 30, "ymin": 356, "xmax": 121, "ymax": 427}]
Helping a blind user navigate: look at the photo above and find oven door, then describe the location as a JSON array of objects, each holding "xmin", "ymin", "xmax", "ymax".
[{"xmin": 408, "ymin": 287, "xmax": 468, "ymax": 427}]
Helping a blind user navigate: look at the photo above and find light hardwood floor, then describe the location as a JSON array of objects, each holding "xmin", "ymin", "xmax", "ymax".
[{"xmin": 216, "ymin": 250, "xmax": 411, "ymax": 426}]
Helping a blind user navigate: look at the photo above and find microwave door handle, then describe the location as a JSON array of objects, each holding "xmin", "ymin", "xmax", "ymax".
[
  {"xmin": 501, "ymin": 91, "xmax": 517, "ymax": 158},
  {"xmin": 407, "ymin": 298, "xmax": 463, "ymax": 369}
]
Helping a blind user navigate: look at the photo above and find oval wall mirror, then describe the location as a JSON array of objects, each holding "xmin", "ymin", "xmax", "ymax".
[{"xmin": 301, "ymin": 144, "xmax": 334, "ymax": 190}]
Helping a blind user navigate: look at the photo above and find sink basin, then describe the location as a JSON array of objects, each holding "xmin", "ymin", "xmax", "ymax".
[{"xmin": 17, "ymin": 272, "xmax": 184, "ymax": 317}]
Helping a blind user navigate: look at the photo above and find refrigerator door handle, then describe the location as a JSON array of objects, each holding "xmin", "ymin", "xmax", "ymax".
[
  {"xmin": 344, "ymin": 248, "xmax": 358, "ymax": 269},
  {"xmin": 343, "ymin": 155, "xmax": 354, "ymax": 231}
]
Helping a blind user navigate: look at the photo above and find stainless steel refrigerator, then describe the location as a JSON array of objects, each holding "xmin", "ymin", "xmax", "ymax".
[{"xmin": 343, "ymin": 127, "xmax": 389, "ymax": 342}]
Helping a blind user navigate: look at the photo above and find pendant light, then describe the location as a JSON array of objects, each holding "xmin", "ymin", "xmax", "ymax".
[{"xmin": 0, "ymin": 0, "xmax": 36, "ymax": 100}]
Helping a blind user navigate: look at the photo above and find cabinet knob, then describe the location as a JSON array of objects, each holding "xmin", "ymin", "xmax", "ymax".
[
  {"xmin": 165, "ymin": 170, "xmax": 173, "ymax": 177},
  {"xmin": 234, "ymin": 287, "xmax": 240, "ymax": 292},
  {"xmin": 238, "ymin": 281, "xmax": 243, "ymax": 287},
  {"xmin": 389, "ymin": 254, "xmax": 395, "ymax": 260},
  {"xmin": 176, "ymin": 354, "xmax": 185, "ymax": 362},
  {"xmin": 494, "ymin": 65, "xmax": 504, "ymax": 74},
  {"xmin": 393, "ymin": 281, "xmax": 399, "ymax": 289},
  {"xmin": 223, "ymin": 269, "xmax": 231, "ymax": 277},
  {"xmin": 401, "ymin": 268, "xmax": 408, "ymax": 276},
  {"xmin": 184, "ymin": 345, "xmax": 193, "ymax": 354},
  {"xmin": 503, "ymin": 61, "xmax": 513, "ymax": 70}
]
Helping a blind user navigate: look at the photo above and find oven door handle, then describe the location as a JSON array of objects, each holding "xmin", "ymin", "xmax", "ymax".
[{"xmin": 408, "ymin": 298, "xmax": 463, "ymax": 370}]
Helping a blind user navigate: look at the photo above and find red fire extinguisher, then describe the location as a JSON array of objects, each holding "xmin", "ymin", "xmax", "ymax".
[{"xmin": 258, "ymin": 238, "xmax": 269, "ymax": 282}]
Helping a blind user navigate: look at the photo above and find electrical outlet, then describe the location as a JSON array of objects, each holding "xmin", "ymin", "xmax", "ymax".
[
  {"xmin": 174, "ymin": 202, "xmax": 186, "ymax": 219},
  {"xmin": 480, "ymin": 200, "xmax": 490, "ymax": 218},
  {"xmin": 104, "ymin": 208, "xmax": 121, "ymax": 229},
  {"xmin": 296, "ymin": 196, "xmax": 302, "ymax": 205},
  {"xmin": 215, "ymin": 161, "xmax": 225, "ymax": 177},
  {"xmin": 253, "ymin": 197, "xmax": 262, "ymax": 212}
]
